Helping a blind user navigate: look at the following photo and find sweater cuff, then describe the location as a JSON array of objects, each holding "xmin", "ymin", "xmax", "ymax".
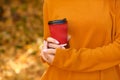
[{"xmin": 52, "ymin": 48, "xmax": 70, "ymax": 68}]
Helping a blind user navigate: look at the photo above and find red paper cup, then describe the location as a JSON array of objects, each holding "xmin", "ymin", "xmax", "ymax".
[{"xmin": 48, "ymin": 18, "xmax": 68, "ymax": 44}]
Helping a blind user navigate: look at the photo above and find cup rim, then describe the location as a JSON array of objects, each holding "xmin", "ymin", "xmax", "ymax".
[{"xmin": 48, "ymin": 18, "xmax": 67, "ymax": 25}]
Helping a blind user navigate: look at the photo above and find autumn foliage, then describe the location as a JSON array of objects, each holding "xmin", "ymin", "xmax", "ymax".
[{"xmin": 0, "ymin": 0, "xmax": 45, "ymax": 80}]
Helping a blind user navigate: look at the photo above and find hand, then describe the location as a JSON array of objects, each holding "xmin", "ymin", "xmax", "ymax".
[
  {"xmin": 47, "ymin": 37, "xmax": 67, "ymax": 49},
  {"xmin": 40, "ymin": 37, "xmax": 67, "ymax": 64}
]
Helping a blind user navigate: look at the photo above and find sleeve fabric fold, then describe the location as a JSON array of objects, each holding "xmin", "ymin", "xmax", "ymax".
[{"xmin": 43, "ymin": 0, "xmax": 50, "ymax": 40}]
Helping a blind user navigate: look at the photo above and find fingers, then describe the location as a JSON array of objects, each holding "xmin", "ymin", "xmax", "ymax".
[
  {"xmin": 48, "ymin": 43, "xmax": 67, "ymax": 49},
  {"xmin": 43, "ymin": 40, "xmax": 48, "ymax": 49},
  {"xmin": 43, "ymin": 49, "xmax": 55, "ymax": 64},
  {"xmin": 41, "ymin": 48, "xmax": 55, "ymax": 64},
  {"xmin": 40, "ymin": 35, "xmax": 71, "ymax": 63},
  {"xmin": 40, "ymin": 51, "xmax": 48, "ymax": 61},
  {"xmin": 47, "ymin": 37, "xmax": 68, "ymax": 49},
  {"xmin": 43, "ymin": 49, "xmax": 56, "ymax": 55},
  {"xmin": 40, "ymin": 41, "xmax": 56, "ymax": 62},
  {"xmin": 47, "ymin": 35, "xmax": 71, "ymax": 44},
  {"xmin": 46, "ymin": 54, "xmax": 54, "ymax": 64},
  {"xmin": 47, "ymin": 37, "xmax": 59, "ymax": 44},
  {"xmin": 40, "ymin": 40, "xmax": 48, "ymax": 61}
]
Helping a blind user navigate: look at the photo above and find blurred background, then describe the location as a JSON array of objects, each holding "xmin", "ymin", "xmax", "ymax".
[{"xmin": 0, "ymin": 0, "xmax": 46, "ymax": 80}]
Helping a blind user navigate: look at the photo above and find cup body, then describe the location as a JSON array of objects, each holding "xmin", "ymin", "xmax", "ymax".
[{"xmin": 48, "ymin": 18, "xmax": 68, "ymax": 44}]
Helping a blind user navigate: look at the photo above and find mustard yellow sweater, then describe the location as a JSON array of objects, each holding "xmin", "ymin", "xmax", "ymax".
[{"xmin": 41, "ymin": 0, "xmax": 120, "ymax": 80}]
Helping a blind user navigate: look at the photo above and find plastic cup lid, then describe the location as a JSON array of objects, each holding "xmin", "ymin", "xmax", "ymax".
[{"xmin": 48, "ymin": 18, "xmax": 67, "ymax": 25}]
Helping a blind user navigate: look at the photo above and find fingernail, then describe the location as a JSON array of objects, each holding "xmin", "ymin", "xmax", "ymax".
[
  {"xmin": 61, "ymin": 44, "xmax": 67, "ymax": 47},
  {"xmin": 55, "ymin": 40, "xmax": 59, "ymax": 44}
]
